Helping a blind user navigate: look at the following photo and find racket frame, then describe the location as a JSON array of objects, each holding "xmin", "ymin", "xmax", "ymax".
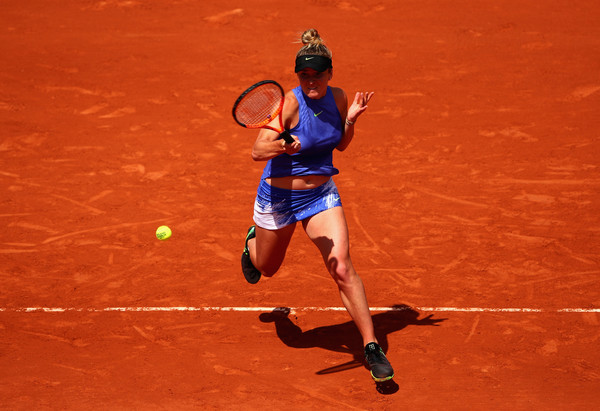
[{"xmin": 232, "ymin": 80, "xmax": 294, "ymax": 144}]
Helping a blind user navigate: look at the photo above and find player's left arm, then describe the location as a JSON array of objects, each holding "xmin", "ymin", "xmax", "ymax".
[{"xmin": 334, "ymin": 88, "xmax": 374, "ymax": 152}]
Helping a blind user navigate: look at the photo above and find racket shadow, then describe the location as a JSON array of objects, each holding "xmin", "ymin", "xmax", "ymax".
[{"xmin": 258, "ymin": 305, "xmax": 446, "ymax": 377}]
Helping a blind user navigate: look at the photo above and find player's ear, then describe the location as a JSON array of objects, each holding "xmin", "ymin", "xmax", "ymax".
[{"xmin": 328, "ymin": 69, "xmax": 333, "ymax": 81}]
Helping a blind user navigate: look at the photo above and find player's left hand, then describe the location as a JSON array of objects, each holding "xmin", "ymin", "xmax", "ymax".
[{"xmin": 346, "ymin": 91, "xmax": 374, "ymax": 124}]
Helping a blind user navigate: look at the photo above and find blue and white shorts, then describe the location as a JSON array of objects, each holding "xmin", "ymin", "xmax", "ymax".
[{"xmin": 253, "ymin": 178, "xmax": 342, "ymax": 230}]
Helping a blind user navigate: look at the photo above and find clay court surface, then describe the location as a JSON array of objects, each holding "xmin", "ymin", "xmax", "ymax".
[{"xmin": 1, "ymin": 0, "xmax": 600, "ymax": 409}]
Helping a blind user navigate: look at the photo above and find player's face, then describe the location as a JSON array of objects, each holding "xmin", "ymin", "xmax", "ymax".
[{"xmin": 297, "ymin": 68, "xmax": 332, "ymax": 99}]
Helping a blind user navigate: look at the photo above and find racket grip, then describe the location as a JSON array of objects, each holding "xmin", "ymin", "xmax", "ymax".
[{"xmin": 279, "ymin": 130, "xmax": 294, "ymax": 144}]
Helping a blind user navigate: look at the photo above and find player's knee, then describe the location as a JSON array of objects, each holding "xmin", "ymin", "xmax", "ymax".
[
  {"xmin": 256, "ymin": 260, "xmax": 281, "ymax": 277},
  {"xmin": 261, "ymin": 267, "xmax": 277, "ymax": 277},
  {"xmin": 328, "ymin": 258, "xmax": 354, "ymax": 287}
]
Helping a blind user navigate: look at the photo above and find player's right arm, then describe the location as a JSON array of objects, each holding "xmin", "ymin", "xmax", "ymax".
[{"xmin": 251, "ymin": 91, "xmax": 301, "ymax": 161}]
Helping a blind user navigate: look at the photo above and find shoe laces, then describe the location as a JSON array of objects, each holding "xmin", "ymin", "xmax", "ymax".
[{"xmin": 365, "ymin": 343, "xmax": 388, "ymax": 364}]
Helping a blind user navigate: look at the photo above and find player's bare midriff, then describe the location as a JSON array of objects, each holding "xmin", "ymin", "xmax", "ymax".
[{"xmin": 265, "ymin": 175, "xmax": 330, "ymax": 190}]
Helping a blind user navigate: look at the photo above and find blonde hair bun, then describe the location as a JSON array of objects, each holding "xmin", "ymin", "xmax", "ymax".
[
  {"xmin": 301, "ymin": 28, "xmax": 323, "ymax": 46},
  {"xmin": 297, "ymin": 28, "xmax": 332, "ymax": 59}
]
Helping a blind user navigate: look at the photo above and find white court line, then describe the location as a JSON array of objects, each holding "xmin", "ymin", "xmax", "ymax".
[{"xmin": 0, "ymin": 306, "xmax": 599, "ymax": 313}]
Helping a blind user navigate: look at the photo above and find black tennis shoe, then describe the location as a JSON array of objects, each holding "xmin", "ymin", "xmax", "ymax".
[
  {"xmin": 241, "ymin": 226, "xmax": 261, "ymax": 284},
  {"xmin": 364, "ymin": 342, "xmax": 394, "ymax": 382}
]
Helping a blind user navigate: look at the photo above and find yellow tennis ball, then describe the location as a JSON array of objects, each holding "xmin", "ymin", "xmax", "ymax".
[{"xmin": 156, "ymin": 225, "xmax": 172, "ymax": 241}]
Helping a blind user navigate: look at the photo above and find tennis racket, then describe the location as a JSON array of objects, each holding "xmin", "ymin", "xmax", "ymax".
[{"xmin": 232, "ymin": 80, "xmax": 294, "ymax": 144}]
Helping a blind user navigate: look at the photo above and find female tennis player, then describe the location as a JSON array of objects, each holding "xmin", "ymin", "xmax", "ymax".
[{"xmin": 241, "ymin": 28, "xmax": 394, "ymax": 382}]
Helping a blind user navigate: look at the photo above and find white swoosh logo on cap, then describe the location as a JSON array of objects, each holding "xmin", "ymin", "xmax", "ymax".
[{"xmin": 305, "ymin": 57, "xmax": 314, "ymax": 60}]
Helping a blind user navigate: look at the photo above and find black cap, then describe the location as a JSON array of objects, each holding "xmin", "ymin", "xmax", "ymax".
[{"xmin": 294, "ymin": 55, "xmax": 333, "ymax": 73}]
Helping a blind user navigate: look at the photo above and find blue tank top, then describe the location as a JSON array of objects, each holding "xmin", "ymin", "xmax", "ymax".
[{"xmin": 260, "ymin": 86, "xmax": 343, "ymax": 179}]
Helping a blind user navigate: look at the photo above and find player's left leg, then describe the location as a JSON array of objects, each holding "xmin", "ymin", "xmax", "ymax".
[
  {"xmin": 302, "ymin": 206, "xmax": 376, "ymax": 346},
  {"xmin": 302, "ymin": 206, "xmax": 394, "ymax": 381}
]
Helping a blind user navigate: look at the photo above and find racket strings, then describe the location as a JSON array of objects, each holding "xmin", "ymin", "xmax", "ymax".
[{"xmin": 234, "ymin": 84, "xmax": 283, "ymax": 127}]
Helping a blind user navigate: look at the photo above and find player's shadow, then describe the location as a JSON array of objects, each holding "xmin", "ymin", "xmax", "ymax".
[{"xmin": 259, "ymin": 304, "xmax": 446, "ymax": 393}]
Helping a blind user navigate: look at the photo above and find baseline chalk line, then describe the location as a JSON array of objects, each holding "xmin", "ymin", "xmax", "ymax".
[{"xmin": 0, "ymin": 306, "xmax": 599, "ymax": 313}]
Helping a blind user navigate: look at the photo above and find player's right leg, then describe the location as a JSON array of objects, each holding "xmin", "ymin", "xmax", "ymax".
[
  {"xmin": 252, "ymin": 223, "xmax": 296, "ymax": 276},
  {"xmin": 243, "ymin": 223, "xmax": 296, "ymax": 283}
]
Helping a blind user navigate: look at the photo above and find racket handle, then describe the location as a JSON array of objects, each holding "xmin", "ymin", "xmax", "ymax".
[{"xmin": 279, "ymin": 130, "xmax": 294, "ymax": 144}]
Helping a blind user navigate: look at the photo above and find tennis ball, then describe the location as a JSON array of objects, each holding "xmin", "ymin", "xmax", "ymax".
[{"xmin": 156, "ymin": 225, "xmax": 172, "ymax": 241}]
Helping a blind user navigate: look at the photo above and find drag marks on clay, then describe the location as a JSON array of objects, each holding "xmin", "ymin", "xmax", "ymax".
[
  {"xmin": 479, "ymin": 127, "xmax": 538, "ymax": 143},
  {"xmin": 439, "ymin": 253, "xmax": 469, "ymax": 274},
  {"xmin": 76, "ymin": 1, "xmax": 132, "ymax": 11},
  {"xmin": 521, "ymin": 41, "xmax": 553, "ymax": 51},
  {"xmin": 8, "ymin": 221, "xmax": 59, "ymax": 235},
  {"xmin": 0, "ymin": 171, "xmax": 20, "ymax": 178},
  {"xmin": 213, "ymin": 365, "xmax": 250, "ymax": 376},
  {"xmin": 51, "ymin": 193, "xmax": 106, "ymax": 215},
  {"xmin": 552, "ymin": 243, "xmax": 597, "ymax": 266},
  {"xmin": 491, "ymin": 178, "xmax": 600, "ymax": 186},
  {"xmin": 163, "ymin": 322, "xmax": 219, "ymax": 332},
  {"xmin": 502, "ymin": 232, "xmax": 551, "ymax": 245},
  {"xmin": 79, "ymin": 104, "xmax": 109, "ymax": 115},
  {"xmin": 132, "ymin": 325, "xmax": 171, "ymax": 347},
  {"xmin": 464, "ymin": 314, "xmax": 480, "ymax": 343},
  {"xmin": 87, "ymin": 190, "xmax": 114, "ymax": 203},
  {"xmin": 52, "ymin": 363, "xmax": 90, "ymax": 375},
  {"xmin": 1, "ymin": 242, "xmax": 37, "ymax": 247},
  {"xmin": 41, "ymin": 218, "xmax": 174, "ymax": 245},
  {"xmin": 0, "ymin": 133, "xmax": 47, "ymax": 154},
  {"xmin": 566, "ymin": 85, "xmax": 600, "ymax": 102},
  {"xmin": 0, "ymin": 249, "xmax": 39, "ymax": 254},
  {"xmin": 196, "ymin": 103, "xmax": 223, "ymax": 119},
  {"xmin": 372, "ymin": 268, "xmax": 422, "ymax": 289},
  {"xmin": 348, "ymin": 202, "xmax": 391, "ymax": 259},
  {"xmin": 443, "ymin": 214, "xmax": 490, "ymax": 227},
  {"xmin": 44, "ymin": 85, "xmax": 136, "ymax": 122},
  {"xmin": 409, "ymin": 185, "xmax": 490, "ymax": 209},
  {"xmin": 203, "ymin": 8, "xmax": 244, "ymax": 24},
  {"xmin": 21, "ymin": 330, "xmax": 88, "ymax": 347},
  {"xmin": 4, "ymin": 306, "xmax": 600, "ymax": 313},
  {"xmin": 290, "ymin": 383, "xmax": 364, "ymax": 411},
  {"xmin": 512, "ymin": 192, "xmax": 555, "ymax": 204},
  {"xmin": 98, "ymin": 106, "xmax": 136, "ymax": 119},
  {"xmin": 581, "ymin": 312, "xmax": 599, "ymax": 326},
  {"xmin": 42, "ymin": 86, "xmax": 114, "ymax": 97}
]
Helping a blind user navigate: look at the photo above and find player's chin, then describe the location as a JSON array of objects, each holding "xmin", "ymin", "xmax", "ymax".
[{"xmin": 303, "ymin": 87, "xmax": 325, "ymax": 99}]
